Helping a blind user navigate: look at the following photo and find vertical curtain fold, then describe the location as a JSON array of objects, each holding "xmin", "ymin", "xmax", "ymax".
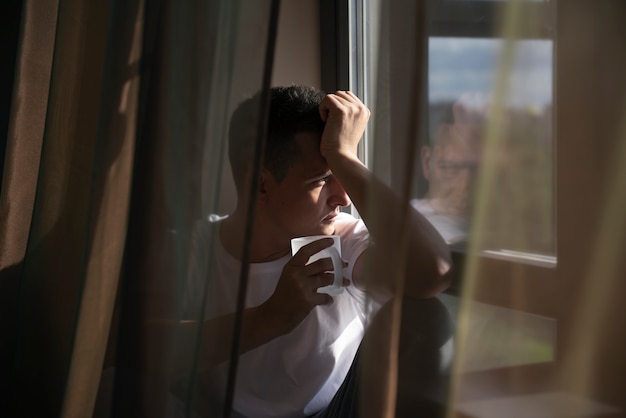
[
  {"xmin": 61, "ymin": 1, "xmax": 145, "ymax": 416},
  {"xmin": 2, "ymin": 0, "xmax": 143, "ymax": 416},
  {"xmin": 110, "ymin": 1, "xmax": 275, "ymax": 416},
  {"xmin": 0, "ymin": 0, "xmax": 58, "ymax": 412},
  {"xmin": 7, "ymin": 0, "xmax": 112, "ymax": 415},
  {"xmin": 0, "ymin": 1, "xmax": 57, "ymax": 269},
  {"xmin": 223, "ymin": 0, "xmax": 281, "ymax": 415},
  {"xmin": 357, "ymin": 1, "xmax": 431, "ymax": 416}
]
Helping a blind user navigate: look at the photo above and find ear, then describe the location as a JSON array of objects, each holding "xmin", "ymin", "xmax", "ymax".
[{"xmin": 421, "ymin": 145, "xmax": 432, "ymax": 180}]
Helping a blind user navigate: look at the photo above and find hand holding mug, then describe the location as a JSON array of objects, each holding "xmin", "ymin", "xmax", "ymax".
[{"xmin": 291, "ymin": 235, "xmax": 344, "ymax": 296}]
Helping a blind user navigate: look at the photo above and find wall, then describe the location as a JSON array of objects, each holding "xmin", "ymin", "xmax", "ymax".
[
  {"xmin": 217, "ymin": 0, "xmax": 321, "ymax": 214},
  {"xmin": 272, "ymin": 0, "xmax": 321, "ymax": 88}
]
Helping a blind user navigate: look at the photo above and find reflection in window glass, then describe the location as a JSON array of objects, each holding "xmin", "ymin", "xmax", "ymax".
[{"xmin": 413, "ymin": 37, "xmax": 554, "ymax": 257}]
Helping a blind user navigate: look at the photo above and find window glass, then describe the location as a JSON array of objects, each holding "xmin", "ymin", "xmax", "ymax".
[
  {"xmin": 416, "ymin": 37, "xmax": 555, "ymax": 258},
  {"xmin": 354, "ymin": 1, "xmax": 556, "ymax": 261},
  {"xmin": 350, "ymin": 0, "xmax": 558, "ymax": 373}
]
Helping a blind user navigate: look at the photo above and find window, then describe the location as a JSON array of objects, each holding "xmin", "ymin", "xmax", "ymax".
[
  {"xmin": 351, "ymin": 0, "xmax": 556, "ymax": 262},
  {"xmin": 425, "ymin": 36, "xmax": 554, "ymax": 259},
  {"xmin": 347, "ymin": 0, "xmax": 558, "ymax": 374}
]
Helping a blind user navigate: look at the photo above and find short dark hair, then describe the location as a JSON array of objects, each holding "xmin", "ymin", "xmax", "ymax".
[{"xmin": 228, "ymin": 85, "xmax": 325, "ymax": 188}]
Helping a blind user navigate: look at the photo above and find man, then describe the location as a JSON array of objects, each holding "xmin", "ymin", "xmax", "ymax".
[
  {"xmin": 413, "ymin": 98, "xmax": 485, "ymax": 245},
  {"xmin": 184, "ymin": 86, "xmax": 452, "ymax": 417}
]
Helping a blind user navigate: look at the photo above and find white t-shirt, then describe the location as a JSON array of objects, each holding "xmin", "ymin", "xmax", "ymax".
[
  {"xmin": 410, "ymin": 198, "xmax": 468, "ymax": 244},
  {"xmin": 184, "ymin": 212, "xmax": 375, "ymax": 418}
]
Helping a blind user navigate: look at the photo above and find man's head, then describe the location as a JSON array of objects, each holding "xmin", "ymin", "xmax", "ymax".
[
  {"xmin": 228, "ymin": 85, "xmax": 326, "ymax": 190},
  {"xmin": 421, "ymin": 100, "xmax": 485, "ymax": 217},
  {"xmin": 228, "ymin": 85, "xmax": 350, "ymax": 239}
]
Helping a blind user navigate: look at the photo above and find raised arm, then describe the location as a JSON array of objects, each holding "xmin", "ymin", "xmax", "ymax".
[{"xmin": 319, "ymin": 91, "xmax": 452, "ymax": 299}]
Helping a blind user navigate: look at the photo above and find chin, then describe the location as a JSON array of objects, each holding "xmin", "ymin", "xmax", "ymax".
[{"xmin": 320, "ymin": 224, "xmax": 335, "ymax": 236}]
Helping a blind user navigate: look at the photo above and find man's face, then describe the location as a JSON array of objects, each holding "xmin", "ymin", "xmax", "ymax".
[
  {"xmin": 260, "ymin": 132, "xmax": 351, "ymax": 239},
  {"xmin": 422, "ymin": 123, "xmax": 482, "ymax": 217}
]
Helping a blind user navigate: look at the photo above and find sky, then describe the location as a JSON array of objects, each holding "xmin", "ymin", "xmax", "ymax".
[{"xmin": 428, "ymin": 37, "xmax": 553, "ymax": 109}]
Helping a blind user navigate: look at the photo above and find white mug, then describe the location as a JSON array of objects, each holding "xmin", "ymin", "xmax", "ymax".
[{"xmin": 290, "ymin": 235, "xmax": 344, "ymax": 296}]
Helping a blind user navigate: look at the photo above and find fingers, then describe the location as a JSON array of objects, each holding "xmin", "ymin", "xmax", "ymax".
[
  {"xmin": 305, "ymin": 260, "xmax": 337, "ymax": 292},
  {"xmin": 315, "ymin": 271, "xmax": 335, "ymax": 289},
  {"xmin": 312, "ymin": 272, "xmax": 351, "ymax": 293},
  {"xmin": 319, "ymin": 90, "xmax": 368, "ymax": 120},
  {"xmin": 321, "ymin": 92, "xmax": 371, "ymax": 137},
  {"xmin": 331, "ymin": 90, "xmax": 368, "ymax": 110},
  {"xmin": 303, "ymin": 257, "xmax": 335, "ymax": 275},
  {"xmin": 312, "ymin": 292, "xmax": 334, "ymax": 306},
  {"xmin": 329, "ymin": 90, "xmax": 360, "ymax": 103},
  {"xmin": 282, "ymin": 238, "xmax": 352, "ymax": 311},
  {"xmin": 332, "ymin": 90, "xmax": 359, "ymax": 105}
]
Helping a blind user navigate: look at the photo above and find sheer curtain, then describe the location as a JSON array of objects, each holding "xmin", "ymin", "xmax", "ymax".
[
  {"xmin": 1, "ymin": 0, "xmax": 144, "ymax": 416},
  {"xmin": 363, "ymin": 0, "xmax": 626, "ymax": 416},
  {"xmin": 1, "ymin": 0, "xmax": 278, "ymax": 417}
]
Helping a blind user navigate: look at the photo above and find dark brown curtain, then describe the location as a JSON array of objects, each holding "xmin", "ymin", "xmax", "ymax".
[
  {"xmin": 1, "ymin": 0, "xmax": 144, "ymax": 416},
  {"xmin": 1, "ymin": 1, "xmax": 276, "ymax": 417}
]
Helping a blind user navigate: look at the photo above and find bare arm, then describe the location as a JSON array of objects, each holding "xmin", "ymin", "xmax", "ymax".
[{"xmin": 319, "ymin": 91, "xmax": 452, "ymax": 299}]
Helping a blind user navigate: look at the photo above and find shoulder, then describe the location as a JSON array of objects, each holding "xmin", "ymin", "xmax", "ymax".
[
  {"xmin": 410, "ymin": 198, "xmax": 434, "ymax": 215},
  {"xmin": 334, "ymin": 212, "xmax": 369, "ymax": 250},
  {"xmin": 332, "ymin": 213, "xmax": 376, "ymax": 303},
  {"xmin": 333, "ymin": 211, "xmax": 367, "ymax": 236},
  {"xmin": 333, "ymin": 211, "xmax": 370, "ymax": 268}
]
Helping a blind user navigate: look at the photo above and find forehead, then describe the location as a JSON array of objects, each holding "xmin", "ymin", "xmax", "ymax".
[
  {"xmin": 434, "ymin": 125, "xmax": 483, "ymax": 158},
  {"xmin": 290, "ymin": 132, "xmax": 328, "ymax": 178}
]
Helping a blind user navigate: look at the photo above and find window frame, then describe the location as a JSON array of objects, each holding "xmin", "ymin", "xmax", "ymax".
[{"xmin": 335, "ymin": 0, "xmax": 559, "ymax": 293}]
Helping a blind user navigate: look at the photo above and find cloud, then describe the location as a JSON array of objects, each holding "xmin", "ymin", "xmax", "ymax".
[{"xmin": 428, "ymin": 37, "xmax": 553, "ymax": 108}]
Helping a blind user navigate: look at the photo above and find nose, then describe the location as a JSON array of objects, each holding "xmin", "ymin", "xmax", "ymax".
[
  {"xmin": 458, "ymin": 167, "xmax": 472, "ymax": 190},
  {"xmin": 456, "ymin": 166, "xmax": 478, "ymax": 209},
  {"xmin": 462, "ymin": 164, "xmax": 479, "ymax": 192},
  {"xmin": 327, "ymin": 176, "xmax": 351, "ymax": 207}
]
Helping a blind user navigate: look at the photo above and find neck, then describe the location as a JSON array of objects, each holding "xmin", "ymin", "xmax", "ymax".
[{"xmin": 221, "ymin": 206, "xmax": 291, "ymax": 263}]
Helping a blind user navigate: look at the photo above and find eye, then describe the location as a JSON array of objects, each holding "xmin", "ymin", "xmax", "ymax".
[
  {"xmin": 311, "ymin": 175, "xmax": 331, "ymax": 187},
  {"xmin": 439, "ymin": 161, "xmax": 464, "ymax": 170},
  {"xmin": 315, "ymin": 176, "xmax": 330, "ymax": 186}
]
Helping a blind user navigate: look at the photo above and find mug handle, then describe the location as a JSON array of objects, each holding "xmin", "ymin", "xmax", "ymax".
[{"xmin": 317, "ymin": 246, "xmax": 344, "ymax": 296}]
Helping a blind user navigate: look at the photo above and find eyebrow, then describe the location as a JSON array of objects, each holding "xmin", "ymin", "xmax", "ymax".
[{"xmin": 307, "ymin": 170, "xmax": 332, "ymax": 182}]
